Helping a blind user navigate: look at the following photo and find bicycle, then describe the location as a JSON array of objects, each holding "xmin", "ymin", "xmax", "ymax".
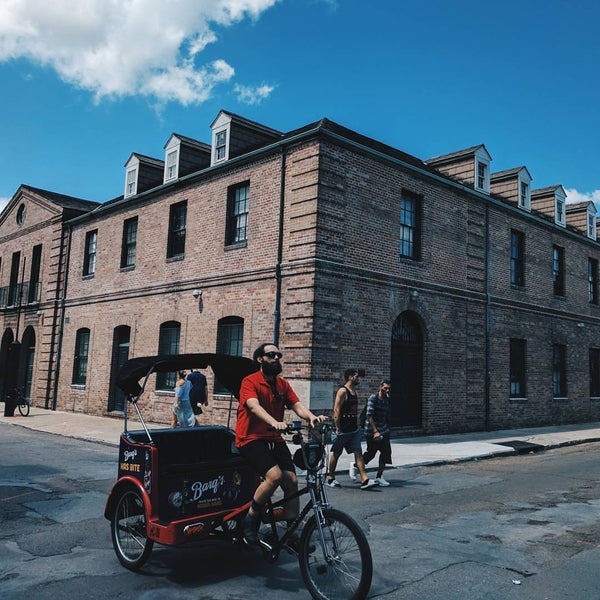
[
  {"xmin": 14, "ymin": 387, "xmax": 29, "ymax": 417},
  {"xmin": 258, "ymin": 421, "xmax": 373, "ymax": 600},
  {"xmin": 105, "ymin": 354, "xmax": 372, "ymax": 600}
]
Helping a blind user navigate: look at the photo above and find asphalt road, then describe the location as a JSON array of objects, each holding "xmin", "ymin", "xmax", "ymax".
[{"xmin": 2, "ymin": 425, "xmax": 600, "ymax": 599}]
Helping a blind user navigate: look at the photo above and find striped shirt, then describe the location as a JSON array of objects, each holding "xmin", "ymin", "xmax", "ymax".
[{"xmin": 364, "ymin": 392, "xmax": 390, "ymax": 437}]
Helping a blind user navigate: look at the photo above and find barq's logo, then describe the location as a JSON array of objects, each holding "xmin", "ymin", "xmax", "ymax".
[
  {"xmin": 123, "ymin": 449, "xmax": 138, "ymax": 462},
  {"xmin": 191, "ymin": 475, "xmax": 225, "ymax": 500}
]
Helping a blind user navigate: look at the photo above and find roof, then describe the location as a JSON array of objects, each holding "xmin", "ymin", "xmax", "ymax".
[
  {"xmin": 491, "ymin": 166, "xmax": 532, "ymax": 181},
  {"xmin": 167, "ymin": 133, "xmax": 211, "ymax": 152},
  {"xmin": 425, "ymin": 144, "xmax": 490, "ymax": 165},
  {"xmin": 126, "ymin": 153, "xmax": 164, "ymax": 168},
  {"xmin": 22, "ymin": 185, "xmax": 100, "ymax": 212},
  {"xmin": 211, "ymin": 109, "xmax": 283, "ymax": 138}
]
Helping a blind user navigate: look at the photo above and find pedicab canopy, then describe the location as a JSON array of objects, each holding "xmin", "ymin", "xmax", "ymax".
[{"xmin": 116, "ymin": 353, "xmax": 258, "ymax": 400}]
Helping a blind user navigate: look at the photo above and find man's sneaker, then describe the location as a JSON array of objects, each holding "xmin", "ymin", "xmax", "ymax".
[
  {"xmin": 360, "ymin": 479, "xmax": 379, "ymax": 490},
  {"xmin": 243, "ymin": 515, "xmax": 260, "ymax": 544},
  {"xmin": 348, "ymin": 462, "xmax": 358, "ymax": 482},
  {"xmin": 325, "ymin": 478, "xmax": 341, "ymax": 488},
  {"xmin": 375, "ymin": 476, "xmax": 390, "ymax": 487}
]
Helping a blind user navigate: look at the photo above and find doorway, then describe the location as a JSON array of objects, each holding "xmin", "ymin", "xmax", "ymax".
[
  {"xmin": 390, "ymin": 311, "xmax": 423, "ymax": 428},
  {"xmin": 108, "ymin": 326, "xmax": 130, "ymax": 412}
]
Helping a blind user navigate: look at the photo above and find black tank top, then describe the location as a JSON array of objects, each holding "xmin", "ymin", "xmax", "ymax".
[{"xmin": 339, "ymin": 386, "xmax": 358, "ymax": 433}]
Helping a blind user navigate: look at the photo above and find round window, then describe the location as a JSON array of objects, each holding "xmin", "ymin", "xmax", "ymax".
[{"xmin": 16, "ymin": 203, "xmax": 26, "ymax": 226}]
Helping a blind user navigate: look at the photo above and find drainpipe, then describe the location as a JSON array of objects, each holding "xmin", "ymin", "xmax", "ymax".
[
  {"xmin": 273, "ymin": 149, "xmax": 286, "ymax": 345},
  {"xmin": 484, "ymin": 203, "xmax": 491, "ymax": 430},
  {"xmin": 51, "ymin": 223, "xmax": 72, "ymax": 411}
]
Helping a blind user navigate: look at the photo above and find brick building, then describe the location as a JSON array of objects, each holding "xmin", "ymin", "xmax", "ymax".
[{"xmin": 2, "ymin": 110, "xmax": 600, "ymax": 434}]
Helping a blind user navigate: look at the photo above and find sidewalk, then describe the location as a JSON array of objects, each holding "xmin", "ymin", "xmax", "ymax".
[{"xmin": 3, "ymin": 406, "xmax": 600, "ymax": 473}]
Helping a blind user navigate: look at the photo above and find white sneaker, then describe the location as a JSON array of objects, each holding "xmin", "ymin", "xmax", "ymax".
[
  {"xmin": 348, "ymin": 462, "xmax": 358, "ymax": 482},
  {"xmin": 360, "ymin": 479, "xmax": 379, "ymax": 490},
  {"xmin": 326, "ymin": 478, "xmax": 341, "ymax": 488},
  {"xmin": 375, "ymin": 476, "xmax": 390, "ymax": 487}
]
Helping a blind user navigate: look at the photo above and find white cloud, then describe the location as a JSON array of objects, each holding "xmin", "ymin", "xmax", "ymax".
[
  {"xmin": 565, "ymin": 188, "xmax": 600, "ymax": 205},
  {"xmin": 0, "ymin": 0, "xmax": 279, "ymax": 105},
  {"xmin": 0, "ymin": 197, "xmax": 9, "ymax": 212},
  {"xmin": 234, "ymin": 82, "xmax": 275, "ymax": 105}
]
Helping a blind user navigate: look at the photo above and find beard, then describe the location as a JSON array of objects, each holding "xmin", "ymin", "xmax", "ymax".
[{"xmin": 262, "ymin": 361, "xmax": 282, "ymax": 376}]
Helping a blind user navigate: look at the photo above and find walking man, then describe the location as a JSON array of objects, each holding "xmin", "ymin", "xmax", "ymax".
[
  {"xmin": 357, "ymin": 380, "xmax": 392, "ymax": 486},
  {"xmin": 327, "ymin": 369, "xmax": 378, "ymax": 490}
]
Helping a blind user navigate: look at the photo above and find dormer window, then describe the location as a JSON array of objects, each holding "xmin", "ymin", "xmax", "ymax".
[
  {"xmin": 589, "ymin": 213, "xmax": 597, "ymax": 240},
  {"xmin": 474, "ymin": 146, "xmax": 491, "ymax": 193},
  {"xmin": 215, "ymin": 130, "xmax": 227, "ymax": 161},
  {"xmin": 165, "ymin": 150, "xmax": 178, "ymax": 181},
  {"xmin": 477, "ymin": 162, "xmax": 486, "ymax": 189},
  {"xmin": 517, "ymin": 168, "xmax": 532, "ymax": 212},
  {"xmin": 125, "ymin": 168, "xmax": 137, "ymax": 197},
  {"xmin": 555, "ymin": 195, "xmax": 566, "ymax": 227},
  {"xmin": 520, "ymin": 182, "xmax": 529, "ymax": 209}
]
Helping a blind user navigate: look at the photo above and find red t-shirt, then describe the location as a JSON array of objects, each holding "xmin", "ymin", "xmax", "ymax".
[{"xmin": 235, "ymin": 370, "xmax": 300, "ymax": 447}]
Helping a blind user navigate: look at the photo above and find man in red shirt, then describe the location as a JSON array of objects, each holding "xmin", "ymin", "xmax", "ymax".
[{"xmin": 236, "ymin": 343, "xmax": 326, "ymax": 544}]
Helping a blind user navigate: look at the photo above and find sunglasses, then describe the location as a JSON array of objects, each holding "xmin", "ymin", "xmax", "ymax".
[{"xmin": 263, "ymin": 351, "xmax": 283, "ymax": 359}]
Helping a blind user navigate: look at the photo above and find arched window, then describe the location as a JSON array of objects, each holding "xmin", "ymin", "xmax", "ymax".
[
  {"xmin": 72, "ymin": 328, "xmax": 90, "ymax": 385},
  {"xmin": 156, "ymin": 321, "xmax": 180, "ymax": 390}
]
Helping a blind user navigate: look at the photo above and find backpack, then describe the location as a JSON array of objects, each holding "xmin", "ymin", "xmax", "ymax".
[{"xmin": 359, "ymin": 404, "xmax": 367, "ymax": 429}]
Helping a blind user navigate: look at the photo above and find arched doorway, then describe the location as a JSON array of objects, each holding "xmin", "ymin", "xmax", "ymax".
[
  {"xmin": 0, "ymin": 329, "xmax": 15, "ymax": 403},
  {"xmin": 21, "ymin": 326, "xmax": 36, "ymax": 402},
  {"xmin": 108, "ymin": 326, "xmax": 131, "ymax": 412},
  {"xmin": 390, "ymin": 311, "xmax": 424, "ymax": 428}
]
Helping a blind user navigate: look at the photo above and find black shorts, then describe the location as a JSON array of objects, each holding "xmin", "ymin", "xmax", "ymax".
[
  {"xmin": 238, "ymin": 439, "xmax": 294, "ymax": 477},
  {"xmin": 190, "ymin": 402, "xmax": 202, "ymax": 416}
]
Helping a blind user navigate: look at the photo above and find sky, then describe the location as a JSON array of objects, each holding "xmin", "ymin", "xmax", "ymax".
[{"xmin": 0, "ymin": 0, "xmax": 599, "ymax": 213}]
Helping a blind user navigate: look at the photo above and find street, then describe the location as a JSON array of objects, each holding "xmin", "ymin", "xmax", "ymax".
[{"xmin": 1, "ymin": 425, "xmax": 600, "ymax": 599}]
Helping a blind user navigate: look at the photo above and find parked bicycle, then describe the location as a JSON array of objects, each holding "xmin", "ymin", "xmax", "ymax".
[
  {"xmin": 13, "ymin": 387, "xmax": 29, "ymax": 417},
  {"xmin": 105, "ymin": 353, "xmax": 373, "ymax": 600}
]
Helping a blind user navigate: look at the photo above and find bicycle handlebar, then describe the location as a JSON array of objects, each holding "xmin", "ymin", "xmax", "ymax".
[{"xmin": 268, "ymin": 419, "xmax": 331, "ymax": 435}]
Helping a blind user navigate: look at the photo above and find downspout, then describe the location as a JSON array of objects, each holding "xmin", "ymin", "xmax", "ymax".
[
  {"xmin": 45, "ymin": 221, "xmax": 67, "ymax": 408},
  {"xmin": 484, "ymin": 203, "xmax": 491, "ymax": 431},
  {"xmin": 273, "ymin": 148, "xmax": 287, "ymax": 345},
  {"xmin": 51, "ymin": 222, "xmax": 72, "ymax": 411}
]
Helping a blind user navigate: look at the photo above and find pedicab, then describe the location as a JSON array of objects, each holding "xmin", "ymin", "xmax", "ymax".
[{"xmin": 104, "ymin": 353, "xmax": 372, "ymax": 600}]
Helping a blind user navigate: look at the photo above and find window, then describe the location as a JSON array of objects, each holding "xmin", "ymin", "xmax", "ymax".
[
  {"xmin": 519, "ymin": 182, "xmax": 529, "ymax": 209},
  {"xmin": 509, "ymin": 338, "xmax": 527, "ymax": 397},
  {"xmin": 589, "ymin": 258, "xmax": 598, "ymax": 304},
  {"xmin": 120, "ymin": 217, "xmax": 138, "ymax": 269},
  {"xmin": 588, "ymin": 213, "xmax": 597, "ymax": 239},
  {"xmin": 83, "ymin": 230, "xmax": 98, "ymax": 276},
  {"xmin": 510, "ymin": 230, "xmax": 525, "ymax": 286},
  {"xmin": 167, "ymin": 201, "xmax": 187, "ymax": 259},
  {"xmin": 552, "ymin": 343, "xmax": 567, "ymax": 398},
  {"xmin": 28, "ymin": 244, "xmax": 42, "ymax": 303},
  {"xmin": 552, "ymin": 245, "xmax": 565, "ymax": 296},
  {"xmin": 72, "ymin": 328, "xmax": 90, "ymax": 385},
  {"xmin": 476, "ymin": 161, "xmax": 488, "ymax": 191},
  {"xmin": 125, "ymin": 168, "xmax": 137, "ymax": 197},
  {"xmin": 8, "ymin": 251, "xmax": 21, "ymax": 306},
  {"xmin": 215, "ymin": 130, "xmax": 227, "ymax": 161},
  {"xmin": 590, "ymin": 349, "xmax": 600, "ymax": 397},
  {"xmin": 166, "ymin": 150, "xmax": 178, "ymax": 181},
  {"xmin": 16, "ymin": 203, "xmax": 26, "ymax": 226},
  {"xmin": 556, "ymin": 198, "xmax": 564, "ymax": 225},
  {"xmin": 226, "ymin": 183, "xmax": 249, "ymax": 246},
  {"xmin": 399, "ymin": 191, "xmax": 421, "ymax": 259},
  {"xmin": 215, "ymin": 316, "xmax": 244, "ymax": 393},
  {"xmin": 156, "ymin": 321, "xmax": 180, "ymax": 390}
]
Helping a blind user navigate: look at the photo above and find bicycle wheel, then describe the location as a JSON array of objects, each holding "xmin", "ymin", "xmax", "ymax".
[
  {"xmin": 298, "ymin": 508, "xmax": 372, "ymax": 600},
  {"xmin": 110, "ymin": 488, "xmax": 154, "ymax": 570},
  {"xmin": 17, "ymin": 399, "xmax": 29, "ymax": 417}
]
